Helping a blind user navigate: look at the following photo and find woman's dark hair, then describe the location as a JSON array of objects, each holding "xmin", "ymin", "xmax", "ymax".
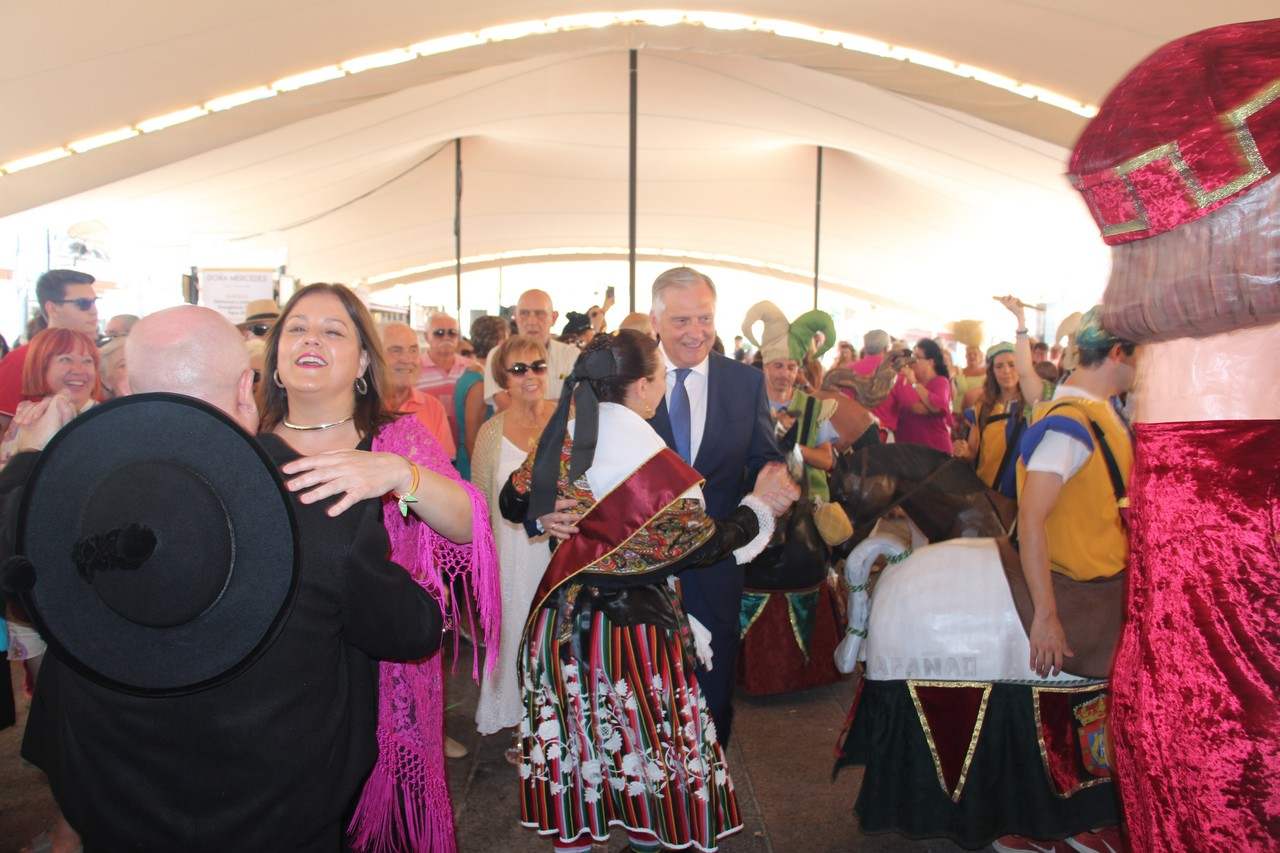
[
  {"xmin": 258, "ymin": 282, "xmax": 395, "ymax": 438},
  {"xmin": 914, "ymin": 338, "xmax": 949, "ymax": 379},
  {"xmin": 577, "ymin": 329, "xmax": 658, "ymax": 404},
  {"xmin": 470, "ymin": 315, "xmax": 508, "ymax": 359},
  {"xmin": 1077, "ymin": 340, "xmax": 1135, "ymax": 369}
]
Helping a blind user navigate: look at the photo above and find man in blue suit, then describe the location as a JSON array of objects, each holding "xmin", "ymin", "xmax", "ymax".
[{"xmin": 646, "ymin": 267, "xmax": 782, "ymax": 745}]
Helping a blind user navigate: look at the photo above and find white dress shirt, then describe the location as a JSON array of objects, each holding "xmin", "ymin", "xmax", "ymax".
[{"xmin": 661, "ymin": 345, "xmax": 710, "ymax": 465}]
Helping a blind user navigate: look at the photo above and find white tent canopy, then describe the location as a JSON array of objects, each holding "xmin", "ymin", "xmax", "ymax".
[{"xmin": 1, "ymin": 3, "xmax": 1272, "ymax": 336}]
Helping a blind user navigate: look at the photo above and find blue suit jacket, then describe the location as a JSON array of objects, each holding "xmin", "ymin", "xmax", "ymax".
[{"xmin": 649, "ymin": 352, "xmax": 781, "ymax": 519}]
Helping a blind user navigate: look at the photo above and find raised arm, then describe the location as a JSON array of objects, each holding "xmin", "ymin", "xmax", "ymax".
[{"xmin": 996, "ymin": 295, "xmax": 1046, "ymax": 405}]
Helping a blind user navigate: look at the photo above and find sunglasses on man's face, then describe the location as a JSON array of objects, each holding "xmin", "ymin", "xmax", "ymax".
[
  {"xmin": 506, "ymin": 360, "xmax": 548, "ymax": 376},
  {"xmin": 247, "ymin": 323, "xmax": 273, "ymax": 337},
  {"xmin": 55, "ymin": 297, "xmax": 98, "ymax": 311},
  {"xmin": 431, "ymin": 328, "xmax": 459, "ymax": 338}
]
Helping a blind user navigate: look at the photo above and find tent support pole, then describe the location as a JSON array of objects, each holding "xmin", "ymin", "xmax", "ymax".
[
  {"xmin": 813, "ymin": 145, "xmax": 823, "ymax": 310},
  {"xmin": 454, "ymin": 137, "xmax": 462, "ymax": 316},
  {"xmin": 628, "ymin": 49, "xmax": 638, "ymax": 312}
]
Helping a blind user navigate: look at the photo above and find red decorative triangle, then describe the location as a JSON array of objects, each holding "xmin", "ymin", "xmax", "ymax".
[{"xmin": 908, "ymin": 681, "xmax": 992, "ymax": 802}]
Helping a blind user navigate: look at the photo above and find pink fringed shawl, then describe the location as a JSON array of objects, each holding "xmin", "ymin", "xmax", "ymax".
[{"xmin": 349, "ymin": 415, "xmax": 500, "ymax": 852}]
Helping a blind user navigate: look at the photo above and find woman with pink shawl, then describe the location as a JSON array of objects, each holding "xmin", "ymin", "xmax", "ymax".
[{"xmin": 260, "ymin": 283, "xmax": 500, "ymax": 852}]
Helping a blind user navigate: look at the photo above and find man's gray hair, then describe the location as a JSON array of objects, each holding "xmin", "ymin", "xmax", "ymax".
[
  {"xmin": 863, "ymin": 329, "xmax": 890, "ymax": 355},
  {"xmin": 651, "ymin": 266, "xmax": 716, "ymax": 315}
]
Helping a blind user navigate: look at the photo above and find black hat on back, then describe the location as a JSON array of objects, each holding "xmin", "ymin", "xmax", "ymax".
[{"xmin": 5, "ymin": 393, "xmax": 298, "ymax": 695}]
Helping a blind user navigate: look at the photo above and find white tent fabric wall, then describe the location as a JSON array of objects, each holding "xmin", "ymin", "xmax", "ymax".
[{"xmin": 0, "ymin": 48, "xmax": 1109, "ymax": 339}]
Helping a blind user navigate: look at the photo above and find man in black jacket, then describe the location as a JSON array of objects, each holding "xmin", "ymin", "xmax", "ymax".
[{"xmin": 5, "ymin": 306, "xmax": 443, "ymax": 852}]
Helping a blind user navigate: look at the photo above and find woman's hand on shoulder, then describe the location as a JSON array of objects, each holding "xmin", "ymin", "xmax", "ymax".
[{"xmin": 281, "ymin": 450, "xmax": 414, "ymax": 517}]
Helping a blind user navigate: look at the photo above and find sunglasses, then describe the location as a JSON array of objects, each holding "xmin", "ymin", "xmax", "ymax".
[
  {"xmin": 506, "ymin": 360, "xmax": 548, "ymax": 376},
  {"xmin": 431, "ymin": 328, "xmax": 459, "ymax": 338},
  {"xmin": 459, "ymin": 348, "xmax": 475, "ymax": 358},
  {"xmin": 55, "ymin": 297, "xmax": 98, "ymax": 311},
  {"xmin": 96, "ymin": 333, "xmax": 122, "ymax": 347},
  {"xmin": 246, "ymin": 323, "xmax": 273, "ymax": 337}
]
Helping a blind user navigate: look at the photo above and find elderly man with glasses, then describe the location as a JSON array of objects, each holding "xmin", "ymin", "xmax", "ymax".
[
  {"xmin": 0, "ymin": 269, "xmax": 99, "ymax": 431},
  {"xmin": 416, "ymin": 312, "xmax": 468, "ymax": 434}
]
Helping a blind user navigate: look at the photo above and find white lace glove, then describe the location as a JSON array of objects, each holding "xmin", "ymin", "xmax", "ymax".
[
  {"xmin": 732, "ymin": 494, "xmax": 775, "ymax": 565},
  {"xmin": 687, "ymin": 613, "xmax": 714, "ymax": 671}
]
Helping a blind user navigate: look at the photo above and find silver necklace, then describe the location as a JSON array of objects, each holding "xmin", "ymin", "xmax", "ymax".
[{"xmin": 282, "ymin": 414, "xmax": 354, "ymax": 431}]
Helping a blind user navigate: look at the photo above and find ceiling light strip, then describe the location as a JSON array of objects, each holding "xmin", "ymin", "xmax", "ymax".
[{"xmin": 0, "ymin": 9, "xmax": 1098, "ymax": 177}]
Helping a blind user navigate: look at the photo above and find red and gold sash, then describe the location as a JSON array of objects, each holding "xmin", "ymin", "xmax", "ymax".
[{"xmin": 528, "ymin": 448, "xmax": 704, "ymax": 620}]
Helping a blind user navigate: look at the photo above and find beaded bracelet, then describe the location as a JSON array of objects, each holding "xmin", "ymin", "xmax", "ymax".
[{"xmin": 397, "ymin": 459, "xmax": 421, "ymax": 517}]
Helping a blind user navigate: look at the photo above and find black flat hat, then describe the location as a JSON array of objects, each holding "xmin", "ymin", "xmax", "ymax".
[{"xmin": 10, "ymin": 393, "xmax": 298, "ymax": 695}]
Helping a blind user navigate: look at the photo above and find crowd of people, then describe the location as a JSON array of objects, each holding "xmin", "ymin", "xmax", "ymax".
[
  {"xmin": 0, "ymin": 258, "xmax": 1130, "ymax": 853},
  {"xmin": 2, "ymin": 19, "xmax": 1277, "ymax": 853}
]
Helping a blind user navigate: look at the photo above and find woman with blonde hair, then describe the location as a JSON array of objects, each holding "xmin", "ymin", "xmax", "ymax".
[{"xmin": 471, "ymin": 335, "xmax": 556, "ymax": 752}]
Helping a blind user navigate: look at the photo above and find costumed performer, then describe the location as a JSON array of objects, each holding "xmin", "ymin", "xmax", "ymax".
[
  {"xmin": 737, "ymin": 301, "xmax": 851, "ymax": 695},
  {"xmin": 260, "ymin": 283, "xmax": 500, "ymax": 853},
  {"xmin": 1068, "ymin": 19, "xmax": 1280, "ymax": 850},
  {"xmin": 837, "ymin": 306, "xmax": 1133, "ymax": 851},
  {"xmin": 499, "ymin": 330, "xmax": 798, "ymax": 852}
]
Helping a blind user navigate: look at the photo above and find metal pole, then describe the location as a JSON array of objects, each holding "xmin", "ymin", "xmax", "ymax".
[
  {"xmin": 454, "ymin": 137, "xmax": 463, "ymax": 316},
  {"xmin": 813, "ymin": 146, "xmax": 823, "ymax": 309},
  {"xmin": 628, "ymin": 49, "xmax": 638, "ymax": 312}
]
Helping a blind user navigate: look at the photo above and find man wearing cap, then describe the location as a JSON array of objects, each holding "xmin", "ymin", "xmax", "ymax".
[
  {"xmin": 1, "ymin": 305, "xmax": 445, "ymax": 851},
  {"xmin": 1068, "ymin": 20, "xmax": 1280, "ymax": 850},
  {"xmin": 737, "ymin": 301, "xmax": 849, "ymax": 696},
  {"xmin": 236, "ymin": 297, "xmax": 281, "ymax": 341},
  {"xmin": 0, "ymin": 270, "xmax": 99, "ymax": 431},
  {"xmin": 850, "ymin": 329, "xmax": 907, "ymax": 435}
]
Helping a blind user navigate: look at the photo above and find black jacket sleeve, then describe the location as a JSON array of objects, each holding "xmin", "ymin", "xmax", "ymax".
[
  {"xmin": 342, "ymin": 500, "xmax": 444, "ymax": 662},
  {"xmin": 499, "ymin": 473, "xmax": 542, "ymax": 538}
]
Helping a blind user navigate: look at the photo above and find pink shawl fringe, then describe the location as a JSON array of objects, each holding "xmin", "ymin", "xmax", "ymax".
[{"xmin": 349, "ymin": 415, "xmax": 501, "ymax": 852}]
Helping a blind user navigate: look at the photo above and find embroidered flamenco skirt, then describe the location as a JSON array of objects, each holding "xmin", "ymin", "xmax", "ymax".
[
  {"xmin": 1111, "ymin": 421, "xmax": 1280, "ymax": 851},
  {"xmin": 736, "ymin": 574, "xmax": 846, "ymax": 696},
  {"xmin": 835, "ymin": 679, "xmax": 1120, "ymax": 848},
  {"xmin": 518, "ymin": 602, "xmax": 743, "ymax": 851}
]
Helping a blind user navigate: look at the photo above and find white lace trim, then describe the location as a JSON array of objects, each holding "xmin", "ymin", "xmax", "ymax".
[{"xmin": 731, "ymin": 494, "xmax": 774, "ymax": 565}]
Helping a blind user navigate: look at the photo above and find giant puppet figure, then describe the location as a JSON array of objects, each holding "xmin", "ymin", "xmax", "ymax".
[{"xmin": 1067, "ymin": 19, "xmax": 1280, "ymax": 850}]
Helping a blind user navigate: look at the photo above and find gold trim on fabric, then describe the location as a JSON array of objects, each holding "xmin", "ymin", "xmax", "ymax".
[
  {"xmin": 1089, "ymin": 76, "xmax": 1279, "ymax": 235},
  {"xmin": 1030, "ymin": 683, "xmax": 1112, "ymax": 799},
  {"xmin": 739, "ymin": 592, "xmax": 771, "ymax": 639},
  {"xmin": 906, "ymin": 680, "xmax": 993, "ymax": 804},
  {"xmin": 525, "ymin": 483, "xmax": 712, "ymax": 630},
  {"xmin": 786, "ymin": 595, "xmax": 810, "ymax": 664}
]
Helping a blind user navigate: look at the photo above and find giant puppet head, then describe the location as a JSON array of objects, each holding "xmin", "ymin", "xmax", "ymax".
[{"xmin": 1068, "ymin": 19, "xmax": 1280, "ymax": 345}]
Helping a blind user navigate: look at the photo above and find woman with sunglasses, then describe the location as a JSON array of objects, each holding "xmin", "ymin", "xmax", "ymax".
[
  {"xmin": 470, "ymin": 336, "xmax": 556, "ymax": 751},
  {"xmin": 258, "ymin": 283, "xmax": 499, "ymax": 852}
]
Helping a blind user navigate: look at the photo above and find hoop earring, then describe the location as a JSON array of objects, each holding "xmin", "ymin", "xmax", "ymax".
[
  {"xmin": 354, "ymin": 376, "xmax": 369, "ymax": 396},
  {"xmin": 273, "ymin": 370, "xmax": 285, "ymax": 390}
]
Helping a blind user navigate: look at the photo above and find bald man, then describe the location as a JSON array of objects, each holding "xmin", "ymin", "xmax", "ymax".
[
  {"xmin": 7, "ymin": 305, "xmax": 444, "ymax": 851},
  {"xmin": 482, "ymin": 290, "xmax": 580, "ymax": 408},
  {"xmin": 382, "ymin": 322, "xmax": 456, "ymax": 459}
]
